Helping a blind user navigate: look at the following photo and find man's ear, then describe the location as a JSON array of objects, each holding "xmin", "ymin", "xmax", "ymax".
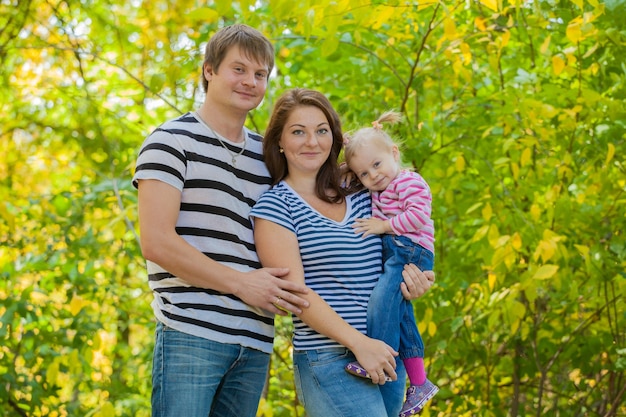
[{"xmin": 204, "ymin": 63, "xmax": 213, "ymax": 80}]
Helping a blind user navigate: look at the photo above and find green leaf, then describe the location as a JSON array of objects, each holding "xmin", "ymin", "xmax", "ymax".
[{"xmin": 532, "ymin": 265, "xmax": 559, "ymax": 280}]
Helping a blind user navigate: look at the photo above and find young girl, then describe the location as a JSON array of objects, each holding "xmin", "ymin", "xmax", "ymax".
[{"xmin": 343, "ymin": 111, "xmax": 438, "ymax": 417}]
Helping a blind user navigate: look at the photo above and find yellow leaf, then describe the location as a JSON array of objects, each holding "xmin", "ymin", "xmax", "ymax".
[
  {"xmin": 475, "ymin": 17, "xmax": 487, "ymax": 31},
  {"xmin": 482, "ymin": 202, "xmax": 493, "ymax": 221},
  {"xmin": 279, "ymin": 47, "xmax": 290, "ymax": 58},
  {"xmin": 500, "ymin": 30, "xmax": 511, "ymax": 48},
  {"xmin": 480, "ymin": 0, "xmax": 498, "ymax": 12},
  {"xmin": 460, "ymin": 42, "xmax": 472, "ymax": 64},
  {"xmin": 552, "ymin": 55, "xmax": 566, "ymax": 75},
  {"xmin": 69, "ymin": 295, "xmax": 84, "ymax": 316},
  {"xmin": 418, "ymin": 320, "xmax": 426, "ymax": 334},
  {"xmin": 571, "ymin": 0, "xmax": 584, "ymax": 9},
  {"xmin": 428, "ymin": 321, "xmax": 437, "ymax": 337},
  {"xmin": 530, "ymin": 204, "xmax": 542, "ymax": 222},
  {"xmin": 444, "ymin": 18, "xmax": 457, "ymax": 41},
  {"xmin": 488, "ymin": 272, "xmax": 497, "ymax": 290},
  {"xmin": 423, "ymin": 307, "xmax": 433, "ymax": 322},
  {"xmin": 492, "ymin": 245, "xmax": 513, "ymax": 269},
  {"xmin": 47, "ymin": 359, "xmax": 60, "ymax": 386},
  {"xmin": 520, "ymin": 147, "xmax": 532, "ymax": 167},
  {"xmin": 511, "ymin": 162, "xmax": 519, "ymax": 181},
  {"xmin": 372, "ymin": 6, "xmax": 396, "ymax": 29},
  {"xmin": 191, "ymin": 7, "xmax": 219, "ymax": 23},
  {"xmin": 257, "ymin": 397, "xmax": 273, "ymax": 417},
  {"xmin": 455, "ymin": 154, "xmax": 465, "ymax": 172},
  {"xmin": 540, "ymin": 35, "xmax": 551, "ymax": 55},
  {"xmin": 566, "ymin": 20, "xmax": 582, "ymax": 43},
  {"xmin": 574, "ymin": 244, "xmax": 590, "ymax": 259},
  {"xmin": 512, "ymin": 232, "xmax": 522, "ymax": 251},
  {"xmin": 533, "ymin": 239, "xmax": 556, "ymax": 262},
  {"xmin": 452, "ymin": 59, "xmax": 463, "ymax": 75},
  {"xmin": 93, "ymin": 402, "xmax": 116, "ymax": 417},
  {"xmin": 569, "ymin": 368, "xmax": 582, "ymax": 385},
  {"xmin": 471, "ymin": 225, "xmax": 489, "ymax": 242},
  {"xmin": 606, "ymin": 143, "xmax": 615, "ymax": 165},
  {"xmin": 508, "ymin": 300, "xmax": 526, "ymax": 333},
  {"xmin": 418, "ymin": 0, "xmax": 438, "ymax": 10},
  {"xmin": 487, "ymin": 224, "xmax": 500, "ymax": 248},
  {"xmin": 321, "ymin": 35, "xmax": 339, "ymax": 57},
  {"xmin": 532, "ymin": 264, "xmax": 559, "ymax": 280},
  {"xmin": 496, "ymin": 235, "xmax": 510, "ymax": 249}
]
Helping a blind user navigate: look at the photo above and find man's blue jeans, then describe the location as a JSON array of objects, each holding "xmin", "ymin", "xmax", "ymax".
[
  {"xmin": 368, "ymin": 234, "xmax": 434, "ymax": 360},
  {"xmin": 151, "ymin": 322, "xmax": 270, "ymax": 417}
]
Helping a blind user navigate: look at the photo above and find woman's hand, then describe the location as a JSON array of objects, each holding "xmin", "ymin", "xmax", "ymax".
[
  {"xmin": 339, "ymin": 162, "xmax": 356, "ymax": 188},
  {"xmin": 401, "ymin": 264, "xmax": 435, "ymax": 300},
  {"xmin": 352, "ymin": 337, "xmax": 399, "ymax": 385}
]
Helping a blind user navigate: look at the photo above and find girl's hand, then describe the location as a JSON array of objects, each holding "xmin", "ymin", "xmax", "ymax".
[{"xmin": 352, "ymin": 217, "xmax": 390, "ymax": 237}]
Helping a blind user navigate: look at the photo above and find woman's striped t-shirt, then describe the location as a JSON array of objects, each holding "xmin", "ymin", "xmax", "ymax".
[
  {"xmin": 250, "ymin": 182, "xmax": 383, "ymax": 350},
  {"xmin": 132, "ymin": 112, "xmax": 275, "ymax": 354}
]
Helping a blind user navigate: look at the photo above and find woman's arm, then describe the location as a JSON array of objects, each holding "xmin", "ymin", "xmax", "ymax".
[{"xmin": 254, "ymin": 217, "xmax": 398, "ymax": 384}]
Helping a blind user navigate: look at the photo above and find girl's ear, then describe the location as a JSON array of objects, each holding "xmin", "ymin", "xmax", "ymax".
[{"xmin": 392, "ymin": 145, "xmax": 400, "ymax": 161}]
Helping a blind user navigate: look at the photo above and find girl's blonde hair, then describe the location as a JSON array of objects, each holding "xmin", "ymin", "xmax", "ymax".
[{"xmin": 343, "ymin": 110, "xmax": 402, "ymax": 167}]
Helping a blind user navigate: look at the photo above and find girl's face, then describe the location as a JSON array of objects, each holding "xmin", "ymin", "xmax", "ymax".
[
  {"xmin": 348, "ymin": 140, "xmax": 401, "ymax": 192},
  {"xmin": 279, "ymin": 105, "xmax": 333, "ymax": 178}
]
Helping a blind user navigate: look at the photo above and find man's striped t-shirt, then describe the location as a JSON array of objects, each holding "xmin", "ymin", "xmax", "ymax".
[{"xmin": 132, "ymin": 112, "xmax": 275, "ymax": 353}]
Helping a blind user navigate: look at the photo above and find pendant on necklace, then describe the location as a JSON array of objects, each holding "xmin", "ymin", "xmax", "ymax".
[{"xmin": 232, "ymin": 157, "xmax": 237, "ymax": 166}]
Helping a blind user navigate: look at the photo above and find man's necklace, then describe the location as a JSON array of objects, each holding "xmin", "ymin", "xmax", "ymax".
[{"xmin": 193, "ymin": 111, "xmax": 246, "ymax": 166}]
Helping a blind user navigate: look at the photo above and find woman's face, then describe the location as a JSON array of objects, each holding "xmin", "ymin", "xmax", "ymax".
[{"xmin": 279, "ymin": 105, "xmax": 333, "ymax": 177}]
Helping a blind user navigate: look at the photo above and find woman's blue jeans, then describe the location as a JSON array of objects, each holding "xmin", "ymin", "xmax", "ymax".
[
  {"xmin": 368, "ymin": 235, "xmax": 434, "ymax": 360},
  {"xmin": 151, "ymin": 322, "xmax": 270, "ymax": 417},
  {"xmin": 293, "ymin": 347, "xmax": 407, "ymax": 417}
]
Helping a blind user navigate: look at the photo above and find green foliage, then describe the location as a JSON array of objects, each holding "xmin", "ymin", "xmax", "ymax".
[{"xmin": 1, "ymin": 0, "xmax": 624, "ymax": 416}]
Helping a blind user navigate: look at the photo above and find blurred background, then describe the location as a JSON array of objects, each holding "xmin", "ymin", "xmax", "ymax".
[{"xmin": 1, "ymin": 0, "xmax": 625, "ymax": 416}]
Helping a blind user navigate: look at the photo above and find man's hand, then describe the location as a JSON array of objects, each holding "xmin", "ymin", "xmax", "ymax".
[{"xmin": 235, "ymin": 267, "xmax": 310, "ymax": 316}]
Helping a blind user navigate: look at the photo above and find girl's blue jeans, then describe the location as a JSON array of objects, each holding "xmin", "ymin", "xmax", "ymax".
[{"xmin": 368, "ymin": 234, "xmax": 434, "ymax": 360}]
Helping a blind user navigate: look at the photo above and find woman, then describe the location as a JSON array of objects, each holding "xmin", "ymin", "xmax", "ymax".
[{"xmin": 250, "ymin": 88, "xmax": 434, "ymax": 416}]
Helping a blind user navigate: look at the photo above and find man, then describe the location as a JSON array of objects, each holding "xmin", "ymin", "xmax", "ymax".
[{"xmin": 133, "ymin": 24, "xmax": 310, "ymax": 417}]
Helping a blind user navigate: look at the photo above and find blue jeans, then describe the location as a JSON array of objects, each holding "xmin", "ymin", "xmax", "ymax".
[
  {"xmin": 293, "ymin": 347, "xmax": 407, "ymax": 417},
  {"xmin": 368, "ymin": 235, "xmax": 434, "ymax": 360},
  {"xmin": 151, "ymin": 322, "xmax": 270, "ymax": 417}
]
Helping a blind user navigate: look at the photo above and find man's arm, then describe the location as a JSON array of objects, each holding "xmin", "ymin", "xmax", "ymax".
[{"xmin": 137, "ymin": 179, "xmax": 309, "ymax": 315}]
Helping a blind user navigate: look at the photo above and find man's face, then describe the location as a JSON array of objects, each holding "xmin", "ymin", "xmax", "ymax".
[{"xmin": 205, "ymin": 46, "xmax": 270, "ymax": 114}]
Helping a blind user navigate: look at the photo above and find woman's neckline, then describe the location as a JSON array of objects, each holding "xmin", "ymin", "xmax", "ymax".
[{"xmin": 281, "ymin": 181, "xmax": 349, "ymax": 224}]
